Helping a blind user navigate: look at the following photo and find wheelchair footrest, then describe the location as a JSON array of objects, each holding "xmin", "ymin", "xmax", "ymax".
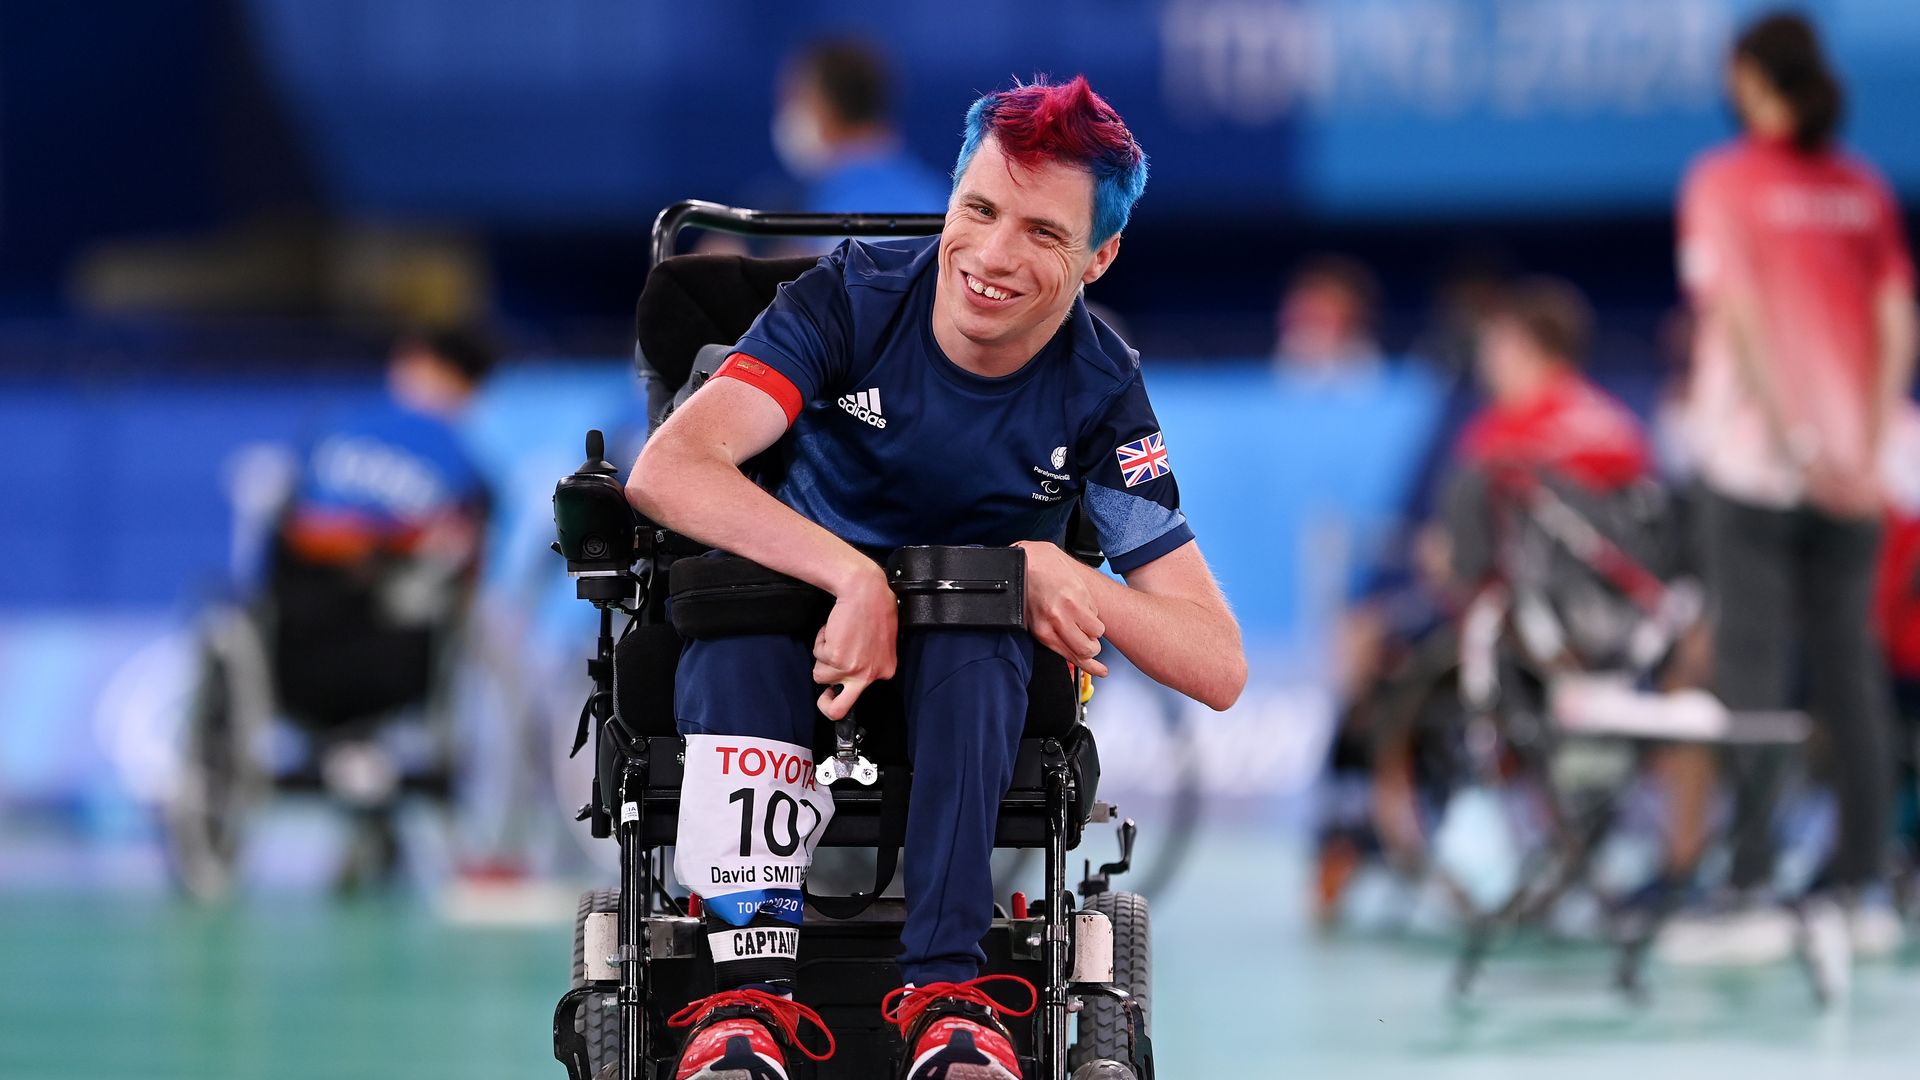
[{"xmin": 644, "ymin": 905, "xmax": 1049, "ymax": 1080}]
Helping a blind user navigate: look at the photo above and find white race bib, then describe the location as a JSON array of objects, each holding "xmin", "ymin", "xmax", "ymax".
[{"xmin": 674, "ymin": 734, "xmax": 834, "ymax": 926}]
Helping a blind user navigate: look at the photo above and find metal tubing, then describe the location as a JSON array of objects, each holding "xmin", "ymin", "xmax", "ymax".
[
  {"xmin": 619, "ymin": 761, "xmax": 650, "ymax": 1079},
  {"xmin": 1044, "ymin": 756, "xmax": 1072, "ymax": 1078},
  {"xmin": 648, "ymin": 200, "xmax": 945, "ymax": 271}
]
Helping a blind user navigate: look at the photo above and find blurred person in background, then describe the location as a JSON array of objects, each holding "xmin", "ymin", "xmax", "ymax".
[
  {"xmin": 774, "ymin": 37, "xmax": 950, "ymax": 216},
  {"xmin": 1273, "ymin": 255, "xmax": 1387, "ymax": 378},
  {"xmin": 1442, "ymin": 280, "xmax": 1722, "ymax": 918},
  {"xmin": 1316, "ymin": 278, "xmax": 1677, "ymax": 925},
  {"xmin": 1444, "ymin": 278, "xmax": 1655, "ymax": 589},
  {"xmin": 1315, "ymin": 260, "xmax": 1507, "ymax": 925},
  {"xmin": 1660, "ymin": 11, "xmax": 1917, "ymax": 964},
  {"xmin": 269, "ymin": 327, "xmax": 495, "ymax": 883}
]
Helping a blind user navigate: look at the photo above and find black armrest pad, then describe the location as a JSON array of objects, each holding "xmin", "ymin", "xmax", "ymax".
[
  {"xmin": 886, "ymin": 546, "xmax": 1026, "ymax": 630},
  {"xmin": 667, "ymin": 555, "xmax": 831, "ymax": 639}
]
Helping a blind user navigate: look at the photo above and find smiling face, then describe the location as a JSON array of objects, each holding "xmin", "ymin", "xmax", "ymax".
[{"xmin": 932, "ymin": 136, "xmax": 1121, "ymax": 376}]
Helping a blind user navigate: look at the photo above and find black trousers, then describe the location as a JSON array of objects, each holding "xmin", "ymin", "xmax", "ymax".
[{"xmin": 1700, "ymin": 490, "xmax": 1892, "ymax": 890}]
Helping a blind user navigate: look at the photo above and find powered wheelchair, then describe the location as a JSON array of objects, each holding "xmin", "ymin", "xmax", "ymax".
[{"xmin": 548, "ymin": 203, "xmax": 1154, "ymax": 1080}]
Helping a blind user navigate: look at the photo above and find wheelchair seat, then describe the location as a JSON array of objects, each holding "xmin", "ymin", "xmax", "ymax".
[{"xmin": 263, "ymin": 536, "xmax": 457, "ymax": 732}]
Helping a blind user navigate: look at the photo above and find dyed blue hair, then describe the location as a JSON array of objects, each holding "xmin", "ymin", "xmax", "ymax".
[{"xmin": 951, "ymin": 76, "xmax": 1149, "ymax": 245}]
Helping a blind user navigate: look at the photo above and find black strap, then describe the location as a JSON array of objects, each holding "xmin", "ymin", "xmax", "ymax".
[{"xmin": 803, "ymin": 769, "xmax": 909, "ymax": 920}]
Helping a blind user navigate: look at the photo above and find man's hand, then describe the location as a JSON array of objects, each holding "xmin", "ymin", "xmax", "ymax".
[
  {"xmin": 1014, "ymin": 540, "xmax": 1109, "ymax": 677},
  {"xmin": 811, "ymin": 562, "xmax": 898, "ymax": 720},
  {"xmin": 1805, "ymin": 455, "xmax": 1884, "ymax": 521}
]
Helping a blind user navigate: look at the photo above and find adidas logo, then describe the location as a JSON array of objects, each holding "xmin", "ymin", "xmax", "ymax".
[{"xmin": 838, "ymin": 388, "xmax": 888, "ymax": 429}]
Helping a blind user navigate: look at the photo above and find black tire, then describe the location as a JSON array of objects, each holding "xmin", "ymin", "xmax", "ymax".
[
  {"xmin": 1070, "ymin": 890, "xmax": 1151, "ymax": 1072},
  {"xmin": 162, "ymin": 618, "xmax": 270, "ymax": 902},
  {"xmin": 572, "ymin": 888, "xmax": 622, "ymax": 1079}
]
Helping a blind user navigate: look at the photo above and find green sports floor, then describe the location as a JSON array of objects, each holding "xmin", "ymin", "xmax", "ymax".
[{"xmin": 5, "ymin": 826, "xmax": 1920, "ymax": 1080}]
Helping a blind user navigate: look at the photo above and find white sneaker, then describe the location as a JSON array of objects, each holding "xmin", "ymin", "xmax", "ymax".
[{"xmin": 1654, "ymin": 904, "xmax": 1798, "ymax": 966}]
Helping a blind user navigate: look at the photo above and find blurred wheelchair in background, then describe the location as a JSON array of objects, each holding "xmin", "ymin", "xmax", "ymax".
[
  {"xmin": 162, "ymin": 484, "xmax": 480, "ymax": 899},
  {"xmin": 547, "ymin": 203, "xmax": 1154, "ymax": 1080},
  {"xmin": 1360, "ymin": 465, "xmax": 1812, "ymax": 998}
]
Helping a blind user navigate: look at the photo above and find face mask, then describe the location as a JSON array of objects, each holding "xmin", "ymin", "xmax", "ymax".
[{"xmin": 772, "ymin": 102, "xmax": 832, "ymax": 180}]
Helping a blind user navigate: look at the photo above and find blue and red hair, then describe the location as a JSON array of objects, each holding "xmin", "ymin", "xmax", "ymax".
[{"xmin": 952, "ymin": 75, "xmax": 1148, "ymax": 245}]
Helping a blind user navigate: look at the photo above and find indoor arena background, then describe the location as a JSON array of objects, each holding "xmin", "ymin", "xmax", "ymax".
[{"xmin": 5, "ymin": 2, "xmax": 1920, "ymax": 1078}]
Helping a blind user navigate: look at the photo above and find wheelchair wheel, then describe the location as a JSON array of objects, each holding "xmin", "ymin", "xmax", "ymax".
[
  {"xmin": 571, "ymin": 888, "xmax": 621, "ymax": 1079},
  {"xmin": 1070, "ymin": 890, "xmax": 1151, "ymax": 1073},
  {"xmin": 162, "ymin": 609, "xmax": 271, "ymax": 901}
]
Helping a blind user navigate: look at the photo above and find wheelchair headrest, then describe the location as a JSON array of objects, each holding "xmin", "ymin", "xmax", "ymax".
[{"xmin": 634, "ymin": 254, "xmax": 820, "ymax": 393}]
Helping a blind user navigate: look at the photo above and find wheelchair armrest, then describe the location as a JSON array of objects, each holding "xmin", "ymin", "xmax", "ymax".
[{"xmin": 886, "ymin": 546, "xmax": 1025, "ymax": 630}]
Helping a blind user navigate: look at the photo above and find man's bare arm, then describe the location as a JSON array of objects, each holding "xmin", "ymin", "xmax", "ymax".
[
  {"xmin": 627, "ymin": 378, "xmax": 896, "ymax": 717},
  {"xmin": 628, "ymin": 379, "xmax": 862, "ymax": 592},
  {"xmin": 1020, "ymin": 538, "xmax": 1246, "ymax": 711}
]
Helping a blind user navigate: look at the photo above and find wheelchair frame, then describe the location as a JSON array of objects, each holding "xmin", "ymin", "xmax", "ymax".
[
  {"xmin": 163, "ymin": 582, "xmax": 474, "ymax": 899},
  {"xmin": 1434, "ymin": 473, "xmax": 1813, "ymax": 1000},
  {"xmin": 549, "ymin": 205, "xmax": 1154, "ymax": 1080}
]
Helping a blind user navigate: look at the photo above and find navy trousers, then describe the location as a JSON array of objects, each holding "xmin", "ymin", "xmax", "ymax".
[{"xmin": 677, "ymin": 628, "xmax": 1032, "ymax": 986}]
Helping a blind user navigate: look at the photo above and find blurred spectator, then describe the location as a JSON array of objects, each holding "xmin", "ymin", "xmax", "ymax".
[
  {"xmin": 774, "ymin": 37, "xmax": 950, "ymax": 215},
  {"xmin": 1274, "ymin": 255, "xmax": 1386, "ymax": 378},
  {"xmin": 1443, "ymin": 277, "xmax": 1653, "ymax": 590},
  {"xmin": 271, "ymin": 326, "xmax": 495, "ymax": 732},
  {"xmin": 1315, "ymin": 277, "xmax": 1668, "ymax": 925},
  {"xmin": 1314, "ymin": 262, "xmax": 1502, "ymax": 923},
  {"xmin": 1662, "ymin": 11, "xmax": 1917, "ymax": 963}
]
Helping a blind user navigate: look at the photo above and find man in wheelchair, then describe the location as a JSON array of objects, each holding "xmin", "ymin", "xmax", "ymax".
[
  {"xmin": 264, "ymin": 327, "xmax": 493, "ymax": 878},
  {"xmin": 270, "ymin": 326, "xmax": 495, "ymax": 730},
  {"xmin": 165, "ymin": 327, "xmax": 496, "ymax": 899},
  {"xmin": 624, "ymin": 77, "xmax": 1245, "ymax": 1079}
]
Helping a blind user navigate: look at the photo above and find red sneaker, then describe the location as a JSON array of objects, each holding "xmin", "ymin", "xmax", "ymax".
[
  {"xmin": 667, "ymin": 988, "xmax": 835, "ymax": 1079},
  {"xmin": 882, "ymin": 974, "xmax": 1036, "ymax": 1080}
]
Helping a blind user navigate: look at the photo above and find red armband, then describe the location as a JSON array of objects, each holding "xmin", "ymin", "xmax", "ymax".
[{"xmin": 714, "ymin": 353, "xmax": 803, "ymax": 426}]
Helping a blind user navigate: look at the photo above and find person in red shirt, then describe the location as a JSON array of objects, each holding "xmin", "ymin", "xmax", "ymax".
[
  {"xmin": 1664, "ymin": 12, "xmax": 1918, "ymax": 964},
  {"xmin": 1441, "ymin": 279, "xmax": 1728, "ymax": 919},
  {"xmin": 1445, "ymin": 276, "xmax": 1656, "ymax": 596}
]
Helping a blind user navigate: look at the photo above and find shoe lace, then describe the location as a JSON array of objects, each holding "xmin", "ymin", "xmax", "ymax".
[
  {"xmin": 880, "ymin": 974, "xmax": 1038, "ymax": 1034},
  {"xmin": 666, "ymin": 987, "xmax": 836, "ymax": 1063}
]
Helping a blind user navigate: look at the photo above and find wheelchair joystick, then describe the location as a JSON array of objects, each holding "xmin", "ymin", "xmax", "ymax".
[{"xmin": 552, "ymin": 429, "xmax": 642, "ymax": 607}]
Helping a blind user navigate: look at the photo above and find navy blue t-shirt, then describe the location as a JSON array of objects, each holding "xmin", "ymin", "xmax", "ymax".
[{"xmin": 722, "ymin": 236, "xmax": 1192, "ymax": 574}]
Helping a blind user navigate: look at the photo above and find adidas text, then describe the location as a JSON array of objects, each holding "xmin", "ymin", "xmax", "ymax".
[{"xmin": 838, "ymin": 388, "xmax": 888, "ymax": 429}]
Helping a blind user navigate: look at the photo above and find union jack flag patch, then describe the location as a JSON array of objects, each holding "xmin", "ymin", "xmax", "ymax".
[{"xmin": 1115, "ymin": 431, "xmax": 1171, "ymax": 487}]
